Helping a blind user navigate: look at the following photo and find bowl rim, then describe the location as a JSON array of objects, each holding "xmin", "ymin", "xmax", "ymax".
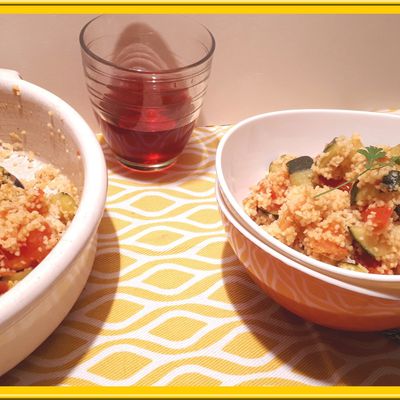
[
  {"xmin": 0, "ymin": 74, "xmax": 108, "ymax": 325},
  {"xmin": 215, "ymin": 108, "xmax": 400, "ymax": 283},
  {"xmin": 215, "ymin": 180, "xmax": 400, "ymax": 301}
]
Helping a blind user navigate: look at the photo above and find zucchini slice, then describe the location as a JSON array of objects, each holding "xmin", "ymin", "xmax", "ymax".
[
  {"xmin": 338, "ymin": 262, "xmax": 368, "ymax": 273},
  {"xmin": 350, "ymin": 181, "xmax": 387, "ymax": 206},
  {"xmin": 286, "ymin": 156, "xmax": 313, "ymax": 186},
  {"xmin": 268, "ymin": 154, "xmax": 289, "ymax": 173},
  {"xmin": 7, "ymin": 268, "xmax": 33, "ymax": 282},
  {"xmin": 323, "ymin": 137, "xmax": 338, "ymax": 153},
  {"xmin": 318, "ymin": 137, "xmax": 342, "ymax": 169},
  {"xmin": 319, "ymin": 136, "xmax": 362, "ymax": 170},
  {"xmin": 287, "ymin": 156, "xmax": 313, "ymax": 174},
  {"xmin": 268, "ymin": 163, "xmax": 279, "ymax": 173},
  {"xmin": 349, "ymin": 181, "xmax": 359, "ymax": 205},
  {"xmin": 381, "ymin": 170, "xmax": 400, "ymax": 192},
  {"xmin": 256, "ymin": 207, "xmax": 278, "ymax": 220},
  {"xmin": 349, "ymin": 225, "xmax": 390, "ymax": 259},
  {"xmin": 50, "ymin": 192, "xmax": 77, "ymax": 221},
  {"xmin": 268, "ymin": 160, "xmax": 281, "ymax": 173}
]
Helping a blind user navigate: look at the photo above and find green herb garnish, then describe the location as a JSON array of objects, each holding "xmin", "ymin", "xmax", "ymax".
[
  {"xmin": 314, "ymin": 146, "xmax": 399, "ymax": 198},
  {"xmin": 357, "ymin": 146, "xmax": 386, "ymax": 169}
]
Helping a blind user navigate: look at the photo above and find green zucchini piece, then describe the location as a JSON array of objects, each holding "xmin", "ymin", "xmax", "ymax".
[
  {"xmin": 268, "ymin": 162, "xmax": 279, "ymax": 173},
  {"xmin": 349, "ymin": 225, "xmax": 390, "ymax": 259},
  {"xmin": 381, "ymin": 170, "xmax": 400, "ymax": 192},
  {"xmin": 286, "ymin": 156, "xmax": 313, "ymax": 186},
  {"xmin": 286, "ymin": 156, "xmax": 313, "ymax": 174},
  {"xmin": 268, "ymin": 160, "xmax": 281, "ymax": 173},
  {"xmin": 289, "ymin": 170, "xmax": 313, "ymax": 186},
  {"xmin": 319, "ymin": 136, "xmax": 362, "ymax": 170},
  {"xmin": 350, "ymin": 181, "xmax": 359, "ymax": 205},
  {"xmin": 319, "ymin": 139, "xmax": 341, "ymax": 168},
  {"xmin": 50, "ymin": 192, "xmax": 77, "ymax": 220},
  {"xmin": 269, "ymin": 154, "xmax": 289, "ymax": 173},
  {"xmin": 323, "ymin": 137, "xmax": 338, "ymax": 153},
  {"xmin": 257, "ymin": 207, "xmax": 278, "ymax": 219},
  {"xmin": 7, "ymin": 268, "xmax": 33, "ymax": 282},
  {"xmin": 0, "ymin": 166, "xmax": 24, "ymax": 189},
  {"xmin": 350, "ymin": 181, "xmax": 387, "ymax": 206},
  {"xmin": 338, "ymin": 262, "xmax": 368, "ymax": 273}
]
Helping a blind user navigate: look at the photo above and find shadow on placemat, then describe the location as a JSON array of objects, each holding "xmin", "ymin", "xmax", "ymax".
[
  {"xmin": 0, "ymin": 210, "xmax": 121, "ymax": 386},
  {"xmin": 219, "ymin": 243, "xmax": 400, "ymax": 386}
]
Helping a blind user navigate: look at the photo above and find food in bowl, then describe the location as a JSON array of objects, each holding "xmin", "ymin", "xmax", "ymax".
[
  {"xmin": 243, "ymin": 134, "xmax": 400, "ymax": 275},
  {"xmin": 218, "ymin": 182, "xmax": 400, "ymax": 332},
  {"xmin": 0, "ymin": 139, "xmax": 78, "ymax": 294}
]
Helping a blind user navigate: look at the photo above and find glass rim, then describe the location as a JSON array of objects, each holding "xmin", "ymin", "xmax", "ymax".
[{"xmin": 79, "ymin": 14, "xmax": 216, "ymax": 75}]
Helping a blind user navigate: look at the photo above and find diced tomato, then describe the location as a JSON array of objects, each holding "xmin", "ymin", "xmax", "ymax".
[
  {"xmin": 4, "ymin": 252, "xmax": 33, "ymax": 271},
  {"xmin": 23, "ymin": 223, "xmax": 52, "ymax": 262},
  {"xmin": 354, "ymin": 251, "xmax": 381, "ymax": 269},
  {"xmin": 319, "ymin": 176, "xmax": 351, "ymax": 192},
  {"xmin": 0, "ymin": 281, "xmax": 9, "ymax": 294},
  {"xmin": 361, "ymin": 205, "xmax": 392, "ymax": 233},
  {"xmin": 353, "ymin": 243, "xmax": 381, "ymax": 270},
  {"xmin": 2, "ymin": 222, "xmax": 53, "ymax": 270},
  {"xmin": 340, "ymin": 182, "xmax": 352, "ymax": 192}
]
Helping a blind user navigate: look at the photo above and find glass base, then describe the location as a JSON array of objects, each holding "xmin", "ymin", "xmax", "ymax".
[{"xmin": 116, "ymin": 155, "xmax": 178, "ymax": 172}]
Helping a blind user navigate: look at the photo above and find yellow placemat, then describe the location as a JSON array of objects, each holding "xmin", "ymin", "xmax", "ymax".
[{"xmin": 1, "ymin": 125, "xmax": 400, "ymax": 386}]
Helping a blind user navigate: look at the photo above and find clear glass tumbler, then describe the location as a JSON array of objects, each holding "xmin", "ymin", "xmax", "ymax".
[{"xmin": 79, "ymin": 14, "xmax": 215, "ymax": 171}]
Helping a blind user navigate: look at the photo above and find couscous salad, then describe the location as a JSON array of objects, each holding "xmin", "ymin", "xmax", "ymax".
[{"xmin": 244, "ymin": 134, "xmax": 400, "ymax": 275}]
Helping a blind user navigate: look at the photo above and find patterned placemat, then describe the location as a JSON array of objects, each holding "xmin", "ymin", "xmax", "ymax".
[{"xmin": 1, "ymin": 125, "xmax": 400, "ymax": 386}]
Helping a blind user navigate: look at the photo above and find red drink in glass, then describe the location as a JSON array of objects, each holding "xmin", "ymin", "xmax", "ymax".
[{"xmin": 98, "ymin": 78, "xmax": 195, "ymax": 169}]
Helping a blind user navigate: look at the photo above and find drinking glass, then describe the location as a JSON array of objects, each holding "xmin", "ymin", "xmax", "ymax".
[{"xmin": 79, "ymin": 14, "xmax": 215, "ymax": 171}]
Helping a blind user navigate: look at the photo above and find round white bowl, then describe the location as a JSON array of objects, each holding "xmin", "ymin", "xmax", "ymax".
[
  {"xmin": 0, "ymin": 69, "xmax": 107, "ymax": 375},
  {"xmin": 216, "ymin": 109, "xmax": 400, "ymax": 290}
]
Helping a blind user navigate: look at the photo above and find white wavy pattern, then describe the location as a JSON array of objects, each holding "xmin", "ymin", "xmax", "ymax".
[{"xmin": 2, "ymin": 125, "xmax": 400, "ymax": 387}]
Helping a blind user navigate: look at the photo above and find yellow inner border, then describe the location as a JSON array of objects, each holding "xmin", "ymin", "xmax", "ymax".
[
  {"xmin": 1, "ymin": 1, "xmax": 400, "ymax": 14},
  {"xmin": 1, "ymin": 386, "xmax": 400, "ymax": 397}
]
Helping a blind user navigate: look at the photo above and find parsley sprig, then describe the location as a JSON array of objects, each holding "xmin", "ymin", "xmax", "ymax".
[{"xmin": 314, "ymin": 146, "xmax": 400, "ymax": 198}]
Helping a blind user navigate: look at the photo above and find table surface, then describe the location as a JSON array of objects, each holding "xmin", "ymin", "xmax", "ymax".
[{"xmin": 1, "ymin": 125, "xmax": 400, "ymax": 386}]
